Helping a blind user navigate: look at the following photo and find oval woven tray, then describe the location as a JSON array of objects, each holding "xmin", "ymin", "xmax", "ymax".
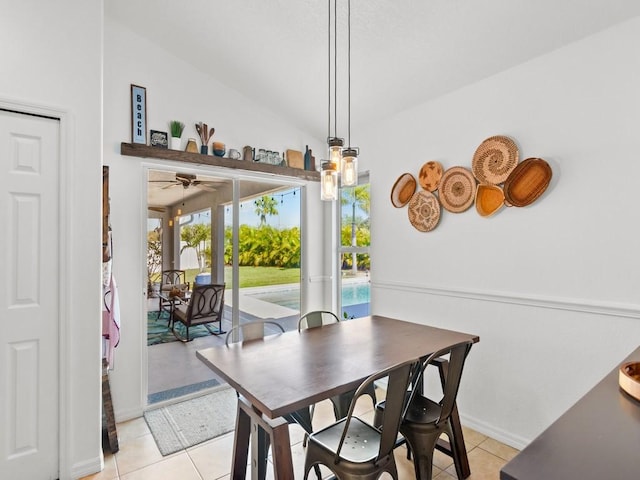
[
  {"xmin": 503, "ymin": 157, "xmax": 552, "ymax": 207},
  {"xmin": 391, "ymin": 173, "xmax": 417, "ymax": 208}
]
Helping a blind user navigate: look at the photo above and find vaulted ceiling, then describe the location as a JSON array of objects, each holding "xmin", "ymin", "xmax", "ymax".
[{"xmin": 108, "ymin": 0, "xmax": 639, "ymax": 144}]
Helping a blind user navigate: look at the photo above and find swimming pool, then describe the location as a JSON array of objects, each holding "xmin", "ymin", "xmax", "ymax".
[{"xmin": 247, "ymin": 282, "xmax": 370, "ymax": 310}]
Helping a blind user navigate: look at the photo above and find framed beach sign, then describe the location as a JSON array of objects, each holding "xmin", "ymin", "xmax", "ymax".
[{"xmin": 131, "ymin": 84, "xmax": 147, "ymax": 144}]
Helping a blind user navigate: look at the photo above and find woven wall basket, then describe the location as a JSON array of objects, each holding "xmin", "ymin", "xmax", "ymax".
[
  {"xmin": 472, "ymin": 135, "xmax": 519, "ymax": 185},
  {"xmin": 418, "ymin": 161, "xmax": 443, "ymax": 192},
  {"xmin": 391, "ymin": 173, "xmax": 417, "ymax": 208},
  {"xmin": 438, "ymin": 166, "xmax": 476, "ymax": 213},
  {"xmin": 408, "ymin": 190, "xmax": 441, "ymax": 232},
  {"xmin": 503, "ymin": 157, "xmax": 552, "ymax": 207}
]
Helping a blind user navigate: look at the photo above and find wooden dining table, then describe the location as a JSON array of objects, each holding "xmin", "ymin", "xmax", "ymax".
[{"xmin": 196, "ymin": 315, "xmax": 479, "ymax": 479}]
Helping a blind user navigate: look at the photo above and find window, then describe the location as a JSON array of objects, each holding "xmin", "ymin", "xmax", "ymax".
[{"xmin": 339, "ymin": 179, "xmax": 370, "ymax": 319}]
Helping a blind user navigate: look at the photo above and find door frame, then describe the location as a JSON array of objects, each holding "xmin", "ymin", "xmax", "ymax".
[
  {"xmin": 0, "ymin": 98, "xmax": 71, "ymax": 478},
  {"xmin": 141, "ymin": 162, "xmax": 307, "ymax": 406}
]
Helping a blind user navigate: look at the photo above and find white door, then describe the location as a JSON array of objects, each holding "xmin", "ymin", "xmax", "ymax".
[{"xmin": 0, "ymin": 110, "xmax": 60, "ymax": 479}]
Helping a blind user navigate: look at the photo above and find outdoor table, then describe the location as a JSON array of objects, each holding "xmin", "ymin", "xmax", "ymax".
[{"xmin": 196, "ymin": 315, "xmax": 479, "ymax": 479}]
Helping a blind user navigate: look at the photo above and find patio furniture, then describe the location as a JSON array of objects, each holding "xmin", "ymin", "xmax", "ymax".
[
  {"xmin": 171, "ymin": 283, "xmax": 225, "ymax": 342},
  {"xmin": 157, "ymin": 269, "xmax": 189, "ymax": 320},
  {"xmin": 303, "ymin": 358, "xmax": 417, "ymax": 480}
]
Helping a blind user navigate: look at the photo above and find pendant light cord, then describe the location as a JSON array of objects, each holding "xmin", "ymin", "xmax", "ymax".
[
  {"xmin": 334, "ymin": 0, "xmax": 338, "ymax": 138},
  {"xmin": 347, "ymin": 0, "xmax": 351, "ymax": 148},
  {"xmin": 328, "ymin": 0, "xmax": 331, "ymax": 141}
]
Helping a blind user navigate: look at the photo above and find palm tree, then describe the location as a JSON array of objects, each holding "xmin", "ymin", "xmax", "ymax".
[
  {"xmin": 341, "ymin": 185, "xmax": 370, "ymax": 275},
  {"xmin": 180, "ymin": 223, "xmax": 211, "ymax": 272},
  {"xmin": 254, "ymin": 195, "xmax": 279, "ymax": 227}
]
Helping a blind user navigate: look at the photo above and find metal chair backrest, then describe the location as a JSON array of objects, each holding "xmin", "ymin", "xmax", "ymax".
[
  {"xmin": 335, "ymin": 358, "xmax": 417, "ymax": 463},
  {"xmin": 161, "ymin": 269, "xmax": 186, "ymax": 287},
  {"xmin": 409, "ymin": 341, "xmax": 473, "ymax": 426},
  {"xmin": 225, "ymin": 320, "xmax": 285, "ymax": 346},
  {"xmin": 298, "ymin": 310, "xmax": 340, "ymax": 331},
  {"xmin": 186, "ymin": 283, "xmax": 225, "ymax": 322}
]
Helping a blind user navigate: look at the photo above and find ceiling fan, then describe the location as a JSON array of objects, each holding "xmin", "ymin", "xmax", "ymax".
[{"xmin": 149, "ymin": 173, "xmax": 217, "ymax": 192}]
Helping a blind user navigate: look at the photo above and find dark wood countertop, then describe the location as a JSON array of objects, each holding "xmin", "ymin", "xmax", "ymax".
[{"xmin": 501, "ymin": 345, "xmax": 640, "ymax": 480}]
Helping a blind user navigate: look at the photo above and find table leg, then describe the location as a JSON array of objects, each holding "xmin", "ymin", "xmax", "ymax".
[
  {"xmin": 238, "ymin": 396, "xmax": 294, "ymax": 480},
  {"xmin": 434, "ymin": 358, "xmax": 471, "ymax": 479},
  {"xmin": 269, "ymin": 422, "xmax": 293, "ymax": 480},
  {"xmin": 231, "ymin": 403, "xmax": 251, "ymax": 480}
]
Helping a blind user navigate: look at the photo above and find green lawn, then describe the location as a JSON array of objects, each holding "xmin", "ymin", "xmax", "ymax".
[{"xmin": 185, "ymin": 266, "xmax": 300, "ymax": 288}]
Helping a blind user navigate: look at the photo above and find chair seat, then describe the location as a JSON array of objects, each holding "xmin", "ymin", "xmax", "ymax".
[
  {"xmin": 403, "ymin": 395, "xmax": 443, "ymax": 425},
  {"xmin": 173, "ymin": 304, "xmax": 188, "ymax": 321},
  {"xmin": 310, "ymin": 417, "xmax": 381, "ymax": 463}
]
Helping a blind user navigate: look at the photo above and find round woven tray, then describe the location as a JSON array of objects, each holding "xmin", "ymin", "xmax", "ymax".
[
  {"xmin": 391, "ymin": 173, "xmax": 417, "ymax": 208},
  {"xmin": 472, "ymin": 135, "xmax": 519, "ymax": 185},
  {"xmin": 418, "ymin": 161, "xmax": 443, "ymax": 192},
  {"xmin": 407, "ymin": 190, "xmax": 441, "ymax": 232},
  {"xmin": 503, "ymin": 157, "xmax": 552, "ymax": 207},
  {"xmin": 475, "ymin": 184, "xmax": 505, "ymax": 217},
  {"xmin": 438, "ymin": 166, "xmax": 476, "ymax": 213}
]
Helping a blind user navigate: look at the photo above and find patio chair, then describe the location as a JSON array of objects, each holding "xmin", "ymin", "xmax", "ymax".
[
  {"xmin": 157, "ymin": 269, "xmax": 189, "ymax": 321},
  {"xmin": 303, "ymin": 358, "xmax": 417, "ymax": 480},
  {"xmin": 171, "ymin": 283, "xmax": 225, "ymax": 342},
  {"xmin": 298, "ymin": 310, "xmax": 378, "ymax": 421},
  {"xmin": 225, "ymin": 320, "xmax": 320, "ymax": 480}
]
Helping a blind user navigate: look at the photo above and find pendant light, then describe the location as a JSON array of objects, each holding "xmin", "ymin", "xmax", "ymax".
[
  {"xmin": 321, "ymin": 0, "xmax": 359, "ymax": 200},
  {"xmin": 321, "ymin": 0, "xmax": 341, "ymax": 201},
  {"xmin": 341, "ymin": 0, "xmax": 358, "ymax": 187}
]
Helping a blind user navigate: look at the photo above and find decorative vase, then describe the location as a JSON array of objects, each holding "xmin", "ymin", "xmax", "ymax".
[
  {"xmin": 185, "ymin": 138, "xmax": 198, "ymax": 153},
  {"xmin": 170, "ymin": 136, "xmax": 181, "ymax": 150},
  {"xmin": 200, "ymin": 145, "xmax": 209, "ymax": 155}
]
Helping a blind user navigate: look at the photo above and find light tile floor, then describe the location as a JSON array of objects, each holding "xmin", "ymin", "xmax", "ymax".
[{"xmin": 82, "ymin": 396, "xmax": 518, "ymax": 480}]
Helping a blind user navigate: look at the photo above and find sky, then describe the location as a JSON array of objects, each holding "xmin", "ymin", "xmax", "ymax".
[{"xmin": 224, "ymin": 187, "xmax": 301, "ymax": 229}]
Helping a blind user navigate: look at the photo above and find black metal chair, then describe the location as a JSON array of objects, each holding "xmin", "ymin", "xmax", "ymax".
[
  {"xmin": 375, "ymin": 341, "xmax": 474, "ymax": 480},
  {"xmin": 303, "ymin": 358, "xmax": 418, "ymax": 480},
  {"xmin": 225, "ymin": 320, "xmax": 320, "ymax": 480},
  {"xmin": 171, "ymin": 283, "xmax": 225, "ymax": 342},
  {"xmin": 298, "ymin": 310, "xmax": 378, "ymax": 421}
]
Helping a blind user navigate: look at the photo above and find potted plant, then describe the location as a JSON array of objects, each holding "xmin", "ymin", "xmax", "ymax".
[{"xmin": 169, "ymin": 120, "xmax": 185, "ymax": 150}]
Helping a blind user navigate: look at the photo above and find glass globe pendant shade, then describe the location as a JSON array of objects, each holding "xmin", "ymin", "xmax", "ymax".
[
  {"xmin": 327, "ymin": 137, "xmax": 344, "ymax": 171},
  {"xmin": 320, "ymin": 161, "xmax": 338, "ymax": 201},
  {"xmin": 341, "ymin": 147, "xmax": 358, "ymax": 186}
]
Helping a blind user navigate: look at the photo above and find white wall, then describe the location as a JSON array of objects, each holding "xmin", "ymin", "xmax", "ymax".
[
  {"xmin": 0, "ymin": 1, "xmax": 103, "ymax": 478},
  {"xmin": 103, "ymin": 17, "xmax": 330, "ymax": 422},
  {"xmin": 363, "ymin": 17, "xmax": 640, "ymax": 448}
]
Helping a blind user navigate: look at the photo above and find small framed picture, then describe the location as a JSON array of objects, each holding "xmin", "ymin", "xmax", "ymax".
[
  {"xmin": 150, "ymin": 130, "xmax": 168, "ymax": 149},
  {"xmin": 131, "ymin": 84, "xmax": 147, "ymax": 144}
]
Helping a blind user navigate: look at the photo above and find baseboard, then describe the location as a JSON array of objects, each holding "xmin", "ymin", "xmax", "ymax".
[
  {"xmin": 114, "ymin": 405, "xmax": 145, "ymax": 423},
  {"xmin": 69, "ymin": 455, "xmax": 103, "ymax": 480},
  {"xmin": 459, "ymin": 412, "xmax": 530, "ymax": 451}
]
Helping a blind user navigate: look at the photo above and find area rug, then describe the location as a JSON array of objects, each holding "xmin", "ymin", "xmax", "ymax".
[
  {"xmin": 147, "ymin": 311, "xmax": 214, "ymax": 345},
  {"xmin": 144, "ymin": 386, "xmax": 237, "ymax": 455}
]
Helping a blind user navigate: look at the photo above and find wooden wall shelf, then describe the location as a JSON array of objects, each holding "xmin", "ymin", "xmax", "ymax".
[{"xmin": 120, "ymin": 143, "xmax": 320, "ymax": 182}]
